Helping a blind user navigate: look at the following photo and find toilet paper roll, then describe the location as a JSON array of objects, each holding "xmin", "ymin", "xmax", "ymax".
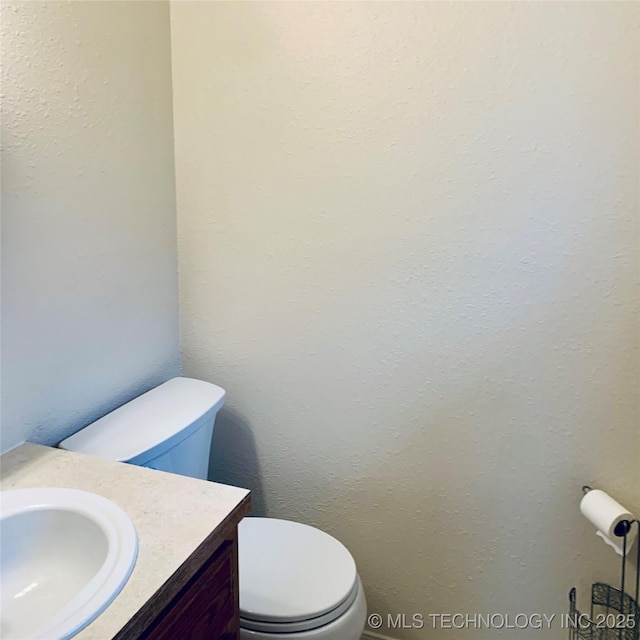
[{"xmin": 580, "ymin": 489, "xmax": 637, "ymax": 557}]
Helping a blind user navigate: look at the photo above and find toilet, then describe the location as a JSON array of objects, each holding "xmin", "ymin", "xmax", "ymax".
[{"xmin": 59, "ymin": 377, "xmax": 367, "ymax": 640}]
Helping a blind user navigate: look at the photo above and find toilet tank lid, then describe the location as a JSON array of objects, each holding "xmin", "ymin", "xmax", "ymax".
[{"xmin": 58, "ymin": 377, "xmax": 225, "ymax": 463}]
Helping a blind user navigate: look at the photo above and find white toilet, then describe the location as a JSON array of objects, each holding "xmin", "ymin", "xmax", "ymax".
[{"xmin": 59, "ymin": 377, "xmax": 367, "ymax": 640}]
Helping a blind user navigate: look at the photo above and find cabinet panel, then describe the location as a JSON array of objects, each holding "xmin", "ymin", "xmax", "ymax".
[{"xmin": 145, "ymin": 539, "xmax": 235, "ymax": 640}]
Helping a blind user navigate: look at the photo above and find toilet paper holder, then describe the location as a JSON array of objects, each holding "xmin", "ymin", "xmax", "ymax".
[
  {"xmin": 582, "ymin": 486, "xmax": 636, "ymax": 538},
  {"xmin": 569, "ymin": 487, "xmax": 640, "ymax": 640}
]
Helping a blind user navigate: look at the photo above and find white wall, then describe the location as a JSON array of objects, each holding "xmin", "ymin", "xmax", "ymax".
[
  {"xmin": 173, "ymin": 3, "xmax": 640, "ymax": 638},
  {"xmin": 1, "ymin": 1, "xmax": 179, "ymax": 452}
]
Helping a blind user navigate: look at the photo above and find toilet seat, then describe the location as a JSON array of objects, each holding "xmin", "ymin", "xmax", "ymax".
[
  {"xmin": 240, "ymin": 576, "xmax": 367, "ymax": 640},
  {"xmin": 240, "ymin": 579, "xmax": 359, "ymax": 633},
  {"xmin": 238, "ymin": 518, "xmax": 358, "ymax": 632}
]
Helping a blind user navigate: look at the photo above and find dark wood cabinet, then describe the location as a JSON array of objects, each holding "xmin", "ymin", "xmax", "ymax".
[
  {"xmin": 114, "ymin": 497, "xmax": 250, "ymax": 640},
  {"xmin": 144, "ymin": 538, "xmax": 236, "ymax": 639}
]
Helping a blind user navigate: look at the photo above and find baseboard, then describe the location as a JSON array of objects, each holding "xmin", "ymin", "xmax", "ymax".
[{"xmin": 362, "ymin": 631, "xmax": 400, "ymax": 640}]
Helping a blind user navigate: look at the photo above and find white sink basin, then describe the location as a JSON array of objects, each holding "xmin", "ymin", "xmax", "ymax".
[{"xmin": 0, "ymin": 488, "xmax": 138, "ymax": 640}]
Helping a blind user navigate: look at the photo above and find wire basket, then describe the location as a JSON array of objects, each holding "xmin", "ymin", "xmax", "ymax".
[
  {"xmin": 569, "ymin": 512, "xmax": 639, "ymax": 640},
  {"xmin": 569, "ymin": 584, "xmax": 640, "ymax": 640}
]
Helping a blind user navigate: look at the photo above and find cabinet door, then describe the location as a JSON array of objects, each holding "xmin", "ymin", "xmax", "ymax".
[{"xmin": 145, "ymin": 539, "xmax": 236, "ymax": 640}]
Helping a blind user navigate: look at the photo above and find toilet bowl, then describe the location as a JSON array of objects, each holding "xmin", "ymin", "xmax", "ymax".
[
  {"xmin": 59, "ymin": 377, "xmax": 366, "ymax": 640},
  {"xmin": 238, "ymin": 517, "xmax": 366, "ymax": 640}
]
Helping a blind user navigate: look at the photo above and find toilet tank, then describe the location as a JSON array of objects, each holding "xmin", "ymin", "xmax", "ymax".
[{"xmin": 59, "ymin": 377, "xmax": 225, "ymax": 480}]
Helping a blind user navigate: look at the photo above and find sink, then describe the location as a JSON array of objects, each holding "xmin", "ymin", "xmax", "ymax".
[{"xmin": 0, "ymin": 488, "xmax": 138, "ymax": 640}]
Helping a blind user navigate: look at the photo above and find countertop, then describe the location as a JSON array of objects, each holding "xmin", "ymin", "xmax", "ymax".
[{"xmin": 0, "ymin": 443, "xmax": 251, "ymax": 640}]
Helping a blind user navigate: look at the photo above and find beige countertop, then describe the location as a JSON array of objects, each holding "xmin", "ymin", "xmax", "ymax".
[{"xmin": 0, "ymin": 443, "xmax": 250, "ymax": 640}]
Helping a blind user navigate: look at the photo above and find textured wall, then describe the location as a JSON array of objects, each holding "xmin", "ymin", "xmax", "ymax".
[
  {"xmin": 1, "ymin": 1, "xmax": 179, "ymax": 452},
  {"xmin": 171, "ymin": 3, "xmax": 639, "ymax": 638}
]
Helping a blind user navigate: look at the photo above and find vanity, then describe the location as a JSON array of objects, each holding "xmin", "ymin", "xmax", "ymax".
[{"xmin": 0, "ymin": 443, "xmax": 251, "ymax": 640}]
